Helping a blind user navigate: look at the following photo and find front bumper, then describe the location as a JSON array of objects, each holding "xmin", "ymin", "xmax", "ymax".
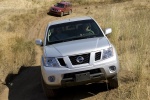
[
  {"xmin": 44, "ymin": 74, "xmax": 107, "ymax": 89},
  {"xmin": 49, "ymin": 10, "xmax": 61, "ymax": 15},
  {"xmin": 41, "ymin": 54, "xmax": 119, "ymax": 89}
]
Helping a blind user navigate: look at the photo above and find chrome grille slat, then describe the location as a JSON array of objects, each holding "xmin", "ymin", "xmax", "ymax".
[{"xmin": 69, "ymin": 53, "xmax": 90, "ymax": 65}]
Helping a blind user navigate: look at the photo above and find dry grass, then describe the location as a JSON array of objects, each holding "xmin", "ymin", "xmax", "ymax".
[
  {"xmin": 0, "ymin": 0, "xmax": 52, "ymax": 93},
  {"xmin": 103, "ymin": 2, "xmax": 149, "ymax": 100},
  {"xmin": 69, "ymin": 0, "xmax": 132, "ymax": 5},
  {"xmin": 0, "ymin": 0, "xmax": 150, "ymax": 99},
  {"xmin": 94, "ymin": 1, "xmax": 150, "ymax": 99}
]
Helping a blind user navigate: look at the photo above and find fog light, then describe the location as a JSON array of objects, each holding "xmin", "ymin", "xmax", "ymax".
[
  {"xmin": 48, "ymin": 76, "xmax": 55, "ymax": 82},
  {"xmin": 109, "ymin": 66, "xmax": 116, "ymax": 72}
]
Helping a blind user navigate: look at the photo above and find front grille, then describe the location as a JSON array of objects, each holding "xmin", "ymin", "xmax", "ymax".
[
  {"xmin": 95, "ymin": 52, "xmax": 101, "ymax": 61},
  {"xmin": 69, "ymin": 53, "xmax": 90, "ymax": 65},
  {"xmin": 63, "ymin": 68, "xmax": 101, "ymax": 79},
  {"xmin": 52, "ymin": 9, "xmax": 58, "ymax": 12},
  {"xmin": 58, "ymin": 58, "xmax": 66, "ymax": 66}
]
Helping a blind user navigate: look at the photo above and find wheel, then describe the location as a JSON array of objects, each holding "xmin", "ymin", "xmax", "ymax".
[
  {"xmin": 108, "ymin": 75, "xmax": 119, "ymax": 89},
  {"xmin": 68, "ymin": 10, "xmax": 72, "ymax": 15},
  {"xmin": 60, "ymin": 12, "xmax": 64, "ymax": 17},
  {"xmin": 41, "ymin": 77, "xmax": 57, "ymax": 98}
]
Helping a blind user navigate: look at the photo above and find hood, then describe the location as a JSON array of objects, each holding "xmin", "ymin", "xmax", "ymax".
[
  {"xmin": 51, "ymin": 6, "xmax": 63, "ymax": 10},
  {"xmin": 44, "ymin": 37, "xmax": 110, "ymax": 57}
]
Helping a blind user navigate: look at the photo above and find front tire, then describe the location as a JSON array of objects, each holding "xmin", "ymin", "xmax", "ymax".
[
  {"xmin": 60, "ymin": 12, "xmax": 64, "ymax": 17},
  {"xmin": 108, "ymin": 75, "xmax": 119, "ymax": 89},
  {"xmin": 68, "ymin": 10, "xmax": 72, "ymax": 15},
  {"xmin": 41, "ymin": 77, "xmax": 57, "ymax": 98}
]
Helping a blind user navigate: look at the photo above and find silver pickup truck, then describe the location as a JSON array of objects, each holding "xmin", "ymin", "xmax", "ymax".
[{"xmin": 36, "ymin": 16, "xmax": 119, "ymax": 98}]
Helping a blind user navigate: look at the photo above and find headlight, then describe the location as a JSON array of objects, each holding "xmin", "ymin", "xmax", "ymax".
[
  {"xmin": 102, "ymin": 47, "xmax": 113, "ymax": 60},
  {"xmin": 44, "ymin": 57, "xmax": 59, "ymax": 67},
  {"xmin": 58, "ymin": 10, "xmax": 61, "ymax": 12}
]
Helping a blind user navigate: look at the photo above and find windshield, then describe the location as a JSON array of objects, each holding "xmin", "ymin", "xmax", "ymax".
[
  {"xmin": 55, "ymin": 3, "xmax": 65, "ymax": 8},
  {"xmin": 46, "ymin": 19, "xmax": 104, "ymax": 45}
]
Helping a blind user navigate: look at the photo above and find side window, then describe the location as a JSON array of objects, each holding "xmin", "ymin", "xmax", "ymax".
[{"xmin": 64, "ymin": 5, "xmax": 67, "ymax": 8}]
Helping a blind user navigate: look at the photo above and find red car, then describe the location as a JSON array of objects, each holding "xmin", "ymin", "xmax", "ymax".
[{"xmin": 49, "ymin": 1, "xmax": 72, "ymax": 17}]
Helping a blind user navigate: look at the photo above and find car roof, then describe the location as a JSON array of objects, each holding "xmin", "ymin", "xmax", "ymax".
[{"xmin": 48, "ymin": 16, "xmax": 93, "ymax": 26}]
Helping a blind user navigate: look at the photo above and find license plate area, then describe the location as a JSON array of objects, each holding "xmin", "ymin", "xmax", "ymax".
[{"xmin": 75, "ymin": 72, "xmax": 90, "ymax": 82}]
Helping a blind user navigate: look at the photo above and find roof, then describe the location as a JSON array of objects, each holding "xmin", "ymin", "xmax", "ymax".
[{"xmin": 48, "ymin": 16, "xmax": 93, "ymax": 26}]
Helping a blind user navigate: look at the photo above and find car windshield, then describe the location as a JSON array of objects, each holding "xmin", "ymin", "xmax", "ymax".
[
  {"xmin": 55, "ymin": 3, "xmax": 65, "ymax": 8},
  {"xmin": 46, "ymin": 19, "xmax": 104, "ymax": 45}
]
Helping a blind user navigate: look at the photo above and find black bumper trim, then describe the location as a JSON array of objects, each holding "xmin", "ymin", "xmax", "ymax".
[{"xmin": 45, "ymin": 74, "xmax": 106, "ymax": 89}]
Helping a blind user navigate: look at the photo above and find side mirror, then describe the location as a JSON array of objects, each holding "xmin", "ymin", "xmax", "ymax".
[
  {"xmin": 104, "ymin": 28, "xmax": 112, "ymax": 35},
  {"xmin": 35, "ymin": 39, "xmax": 43, "ymax": 46}
]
